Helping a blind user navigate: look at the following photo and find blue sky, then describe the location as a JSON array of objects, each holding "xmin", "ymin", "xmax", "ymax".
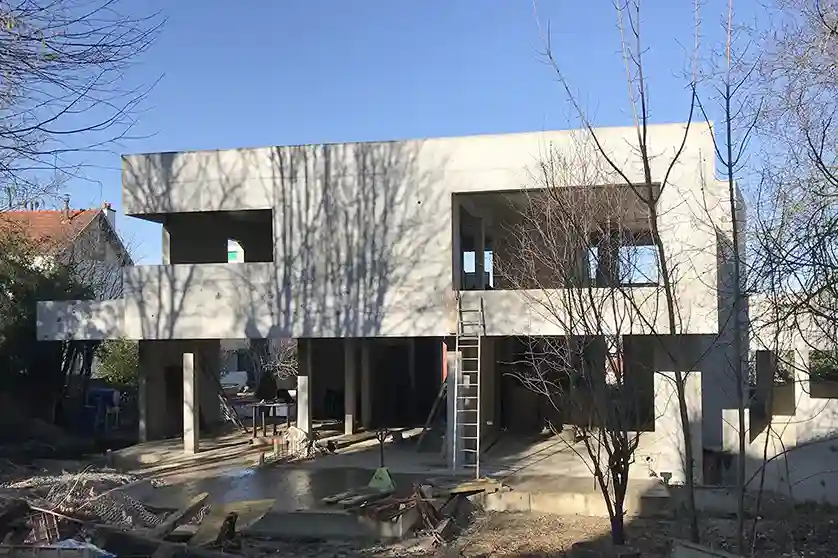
[{"xmin": 62, "ymin": 0, "xmax": 760, "ymax": 264}]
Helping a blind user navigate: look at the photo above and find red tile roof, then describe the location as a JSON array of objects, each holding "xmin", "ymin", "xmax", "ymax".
[{"xmin": 0, "ymin": 209, "xmax": 101, "ymax": 254}]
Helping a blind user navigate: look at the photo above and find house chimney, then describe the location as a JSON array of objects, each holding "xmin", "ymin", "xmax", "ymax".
[
  {"xmin": 62, "ymin": 194, "xmax": 71, "ymax": 219},
  {"xmin": 102, "ymin": 201, "xmax": 115, "ymax": 227}
]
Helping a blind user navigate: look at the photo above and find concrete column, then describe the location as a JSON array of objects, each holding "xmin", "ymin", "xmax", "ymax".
[
  {"xmin": 360, "ymin": 340, "xmax": 373, "ymax": 430},
  {"xmin": 183, "ymin": 352, "xmax": 199, "ymax": 454},
  {"xmin": 161, "ymin": 227, "xmax": 172, "ymax": 265},
  {"xmin": 344, "ymin": 339, "xmax": 357, "ymax": 435},
  {"xmin": 475, "ymin": 217, "xmax": 485, "ymax": 289},
  {"xmin": 446, "ymin": 349, "xmax": 459, "ymax": 470},
  {"xmin": 297, "ymin": 339, "xmax": 312, "ymax": 435},
  {"xmin": 653, "ymin": 369, "xmax": 703, "ymax": 485}
]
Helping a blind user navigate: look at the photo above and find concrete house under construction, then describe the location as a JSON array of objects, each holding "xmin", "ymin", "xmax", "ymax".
[{"xmin": 36, "ymin": 123, "xmax": 741, "ymax": 483}]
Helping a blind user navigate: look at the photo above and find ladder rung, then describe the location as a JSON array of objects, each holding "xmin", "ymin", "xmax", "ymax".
[
  {"xmin": 458, "ymin": 423, "xmax": 480, "ymax": 427},
  {"xmin": 460, "ymin": 308, "xmax": 481, "ymax": 313},
  {"xmin": 460, "ymin": 322, "xmax": 482, "ymax": 326},
  {"xmin": 457, "ymin": 395, "xmax": 479, "ymax": 400},
  {"xmin": 461, "ymin": 448, "xmax": 479, "ymax": 452},
  {"xmin": 461, "ymin": 356, "xmax": 479, "ymax": 361}
]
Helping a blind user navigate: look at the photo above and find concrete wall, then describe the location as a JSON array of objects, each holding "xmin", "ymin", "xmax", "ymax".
[
  {"xmin": 735, "ymin": 301, "xmax": 838, "ymax": 502},
  {"xmin": 37, "ymin": 124, "xmax": 731, "ymax": 341}
]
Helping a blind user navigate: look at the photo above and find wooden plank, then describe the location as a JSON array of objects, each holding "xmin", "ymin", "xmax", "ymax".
[
  {"xmin": 148, "ymin": 492, "xmax": 209, "ymax": 539},
  {"xmin": 338, "ymin": 489, "xmax": 393, "ymax": 508},
  {"xmin": 449, "ymin": 479, "xmax": 501, "ymax": 495},
  {"xmin": 321, "ymin": 489, "xmax": 359, "ymax": 505}
]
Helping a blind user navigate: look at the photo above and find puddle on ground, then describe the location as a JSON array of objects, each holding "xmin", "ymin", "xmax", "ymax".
[
  {"xmin": 217, "ymin": 466, "xmax": 258, "ymax": 479},
  {"xmin": 130, "ymin": 466, "xmax": 431, "ymax": 511}
]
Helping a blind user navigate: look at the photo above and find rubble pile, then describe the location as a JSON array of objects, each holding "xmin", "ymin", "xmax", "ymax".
[{"xmin": 2, "ymin": 470, "xmax": 163, "ymax": 528}]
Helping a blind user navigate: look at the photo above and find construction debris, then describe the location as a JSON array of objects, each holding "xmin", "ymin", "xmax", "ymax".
[
  {"xmin": 0, "ymin": 459, "xmax": 505, "ymax": 557},
  {"xmin": 317, "ymin": 475, "xmax": 500, "ymax": 547},
  {"xmin": 0, "ymin": 468, "xmax": 222, "ymax": 557}
]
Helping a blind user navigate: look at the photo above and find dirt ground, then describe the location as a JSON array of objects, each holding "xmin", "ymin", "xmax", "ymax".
[{"xmin": 240, "ymin": 510, "xmax": 838, "ymax": 557}]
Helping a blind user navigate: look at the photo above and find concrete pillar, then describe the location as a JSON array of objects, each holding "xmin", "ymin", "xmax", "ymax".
[
  {"xmin": 297, "ymin": 339, "xmax": 312, "ymax": 435},
  {"xmin": 360, "ymin": 340, "xmax": 373, "ymax": 430},
  {"xmin": 183, "ymin": 352, "xmax": 199, "ymax": 455},
  {"xmin": 344, "ymin": 339, "xmax": 357, "ymax": 435},
  {"xmin": 653, "ymin": 368, "xmax": 703, "ymax": 485},
  {"xmin": 446, "ymin": 349, "xmax": 459, "ymax": 470},
  {"xmin": 475, "ymin": 217, "xmax": 485, "ymax": 289}
]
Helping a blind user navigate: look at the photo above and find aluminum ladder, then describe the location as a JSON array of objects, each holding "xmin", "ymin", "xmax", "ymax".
[{"xmin": 453, "ymin": 295, "xmax": 484, "ymax": 478}]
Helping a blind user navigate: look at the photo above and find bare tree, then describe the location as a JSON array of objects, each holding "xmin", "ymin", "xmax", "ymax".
[
  {"xmin": 528, "ymin": 0, "xmax": 706, "ymax": 543},
  {"xmin": 0, "ymin": 0, "xmax": 162, "ymax": 206},
  {"xmin": 252, "ymin": 338, "xmax": 299, "ymax": 383},
  {"xmin": 496, "ymin": 142, "xmax": 661, "ymax": 545},
  {"xmin": 223, "ymin": 338, "xmax": 299, "ymax": 396},
  {"xmin": 691, "ymin": 0, "xmax": 759, "ymax": 550},
  {"xmin": 750, "ymin": 0, "xmax": 838, "ymax": 332}
]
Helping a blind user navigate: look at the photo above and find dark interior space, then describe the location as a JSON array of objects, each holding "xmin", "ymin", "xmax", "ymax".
[
  {"xmin": 163, "ymin": 365, "xmax": 183, "ymax": 437},
  {"xmin": 369, "ymin": 338, "xmax": 442, "ymax": 428},
  {"xmin": 307, "ymin": 337, "xmax": 442, "ymax": 429},
  {"xmin": 150, "ymin": 208, "xmax": 274, "ymax": 264},
  {"xmin": 413, "ymin": 337, "xmax": 444, "ymax": 425},
  {"xmin": 310, "ymin": 338, "xmax": 345, "ymax": 421},
  {"xmin": 371, "ymin": 342, "xmax": 410, "ymax": 427},
  {"xmin": 497, "ymin": 335, "xmax": 655, "ymax": 436}
]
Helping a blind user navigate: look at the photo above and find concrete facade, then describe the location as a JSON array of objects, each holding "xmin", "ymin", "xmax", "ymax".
[
  {"xmin": 34, "ymin": 124, "xmax": 741, "ymax": 483},
  {"xmin": 724, "ymin": 295, "xmax": 838, "ymax": 503},
  {"xmin": 37, "ymin": 123, "xmax": 731, "ymax": 341}
]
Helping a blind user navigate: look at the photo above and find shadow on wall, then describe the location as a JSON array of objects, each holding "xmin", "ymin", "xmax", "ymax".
[
  {"xmin": 236, "ymin": 142, "xmax": 450, "ymax": 339},
  {"xmin": 46, "ymin": 140, "xmax": 452, "ymax": 340},
  {"xmin": 720, "ymin": 397, "xmax": 838, "ymax": 506}
]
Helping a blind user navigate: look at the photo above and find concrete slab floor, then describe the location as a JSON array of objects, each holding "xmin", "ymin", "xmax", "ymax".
[{"xmin": 125, "ymin": 464, "xmax": 432, "ymax": 512}]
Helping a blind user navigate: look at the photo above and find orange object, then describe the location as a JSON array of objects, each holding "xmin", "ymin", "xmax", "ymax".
[{"xmin": 442, "ymin": 340, "xmax": 448, "ymax": 382}]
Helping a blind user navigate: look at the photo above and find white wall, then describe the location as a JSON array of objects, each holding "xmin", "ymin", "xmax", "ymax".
[{"xmin": 40, "ymin": 124, "xmax": 729, "ymax": 341}]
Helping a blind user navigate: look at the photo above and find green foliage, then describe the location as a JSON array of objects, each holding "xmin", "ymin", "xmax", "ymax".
[
  {"xmin": 0, "ymin": 232, "xmax": 92, "ymax": 380},
  {"xmin": 95, "ymin": 338, "xmax": 139, "ymax": 387},
  {"xmin": 809, "ymin": 349, "xmax": 838, "ymax": 381}
]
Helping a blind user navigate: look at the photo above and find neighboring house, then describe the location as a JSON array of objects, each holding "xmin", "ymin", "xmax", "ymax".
[
  {"xmin": 36, "ymin": 124, "xmax": 743, "ymax": 482},
  {"xmin": 0, "ymin": 199, "xmax": 132, "ymax": 299}
]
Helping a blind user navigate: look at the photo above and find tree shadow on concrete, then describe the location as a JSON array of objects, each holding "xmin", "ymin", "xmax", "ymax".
[
  {"xmin": 229, "ymin": 141, "xmax": 450, "ymax": 340},
  {"xmin": 68, "ymin": 139, "xmax": 452, "ymax": 341}
]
